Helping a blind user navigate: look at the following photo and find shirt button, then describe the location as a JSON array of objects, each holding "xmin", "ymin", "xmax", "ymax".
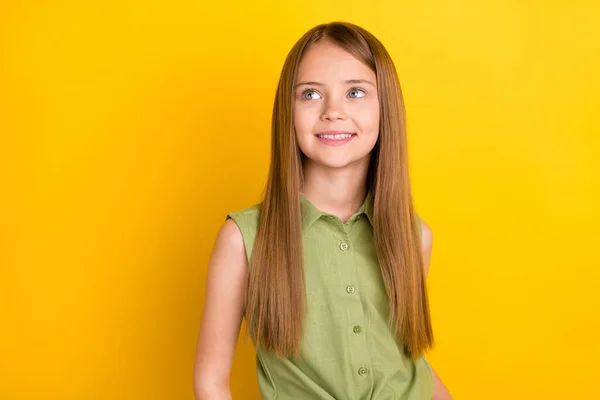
[
  {"xmin": 358, "ymin": 367, "xmax": 368, "ymax": 376},
  {"xmin": 346, "ymin": 285, "xmax": 356, "ymax": 294},
  {"xmin": 353, "ymin": 325, "xmax": 362, "ymax": 333},
  {"xmin": 340, "ymin": 242, "xmax": 349, "ymax": 251}
]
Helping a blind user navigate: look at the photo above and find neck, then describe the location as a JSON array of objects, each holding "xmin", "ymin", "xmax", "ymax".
[{"xmin": 300, "ymin": 158, "xmax": 370, "ymax": 221}]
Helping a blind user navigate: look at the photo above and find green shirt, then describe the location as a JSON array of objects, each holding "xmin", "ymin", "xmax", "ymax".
[{"xmin": 226, "ymin": 191, "xmax": 434, "ymax": 399}]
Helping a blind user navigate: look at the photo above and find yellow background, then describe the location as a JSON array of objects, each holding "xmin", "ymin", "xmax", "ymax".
[{"xmin": 1, "ymin": 1, "xmax": 599, "ymax": 399}]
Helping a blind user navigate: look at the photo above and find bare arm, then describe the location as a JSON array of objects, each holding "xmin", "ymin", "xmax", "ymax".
[
  {"xmin": 193, "ymin": 218, "xmax": 248, "ymax": 400},
  {"xmin": 431, "ymin": 367, "xmax": 453, "ymax": 400},
  {"xmin": 420, "ymin": 219, "xmax": 453, "ymax": 400},
  {"xmin": 420, "ymin": 218, "xmax": 433, "ymax": 278}
]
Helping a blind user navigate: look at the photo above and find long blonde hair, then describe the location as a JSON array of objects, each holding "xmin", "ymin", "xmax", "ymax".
[{"xmin": 245, "ymin": 21, "xmax": 434, "ymax": 360}]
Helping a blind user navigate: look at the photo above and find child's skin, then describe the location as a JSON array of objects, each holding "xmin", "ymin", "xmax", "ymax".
[{"xmin": 193, "ymin": 39, "xmax": 453, "ymax": 400}]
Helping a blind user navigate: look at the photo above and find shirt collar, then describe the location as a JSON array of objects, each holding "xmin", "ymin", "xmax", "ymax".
[{"xmin": 299, "ymin": 191, "xmax": 374, "ymax": 231}]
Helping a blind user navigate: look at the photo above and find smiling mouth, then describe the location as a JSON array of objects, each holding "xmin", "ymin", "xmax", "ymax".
[
  {"xmin": 314, "ymin": 131, "xmax": 357, "ymax": 140},
  {"xmin": 314, "ymin": 131, "xmax": 357, "ymax": 147}
]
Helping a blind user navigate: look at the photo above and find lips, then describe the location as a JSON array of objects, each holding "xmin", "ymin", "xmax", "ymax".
[
  {"xmin": 314, "ymin": 130, "xmax": 356, "ymax": 138},
  {"xmin": 314, "ymin": 131, "xmax": 357, "ymax": 147}
]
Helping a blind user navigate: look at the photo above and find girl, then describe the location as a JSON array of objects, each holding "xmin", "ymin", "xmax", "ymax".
[{"xmin": 194, "ymin": 22, "xmax": 453, "ymax": 400}]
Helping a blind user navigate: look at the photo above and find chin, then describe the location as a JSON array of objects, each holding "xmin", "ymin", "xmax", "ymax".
[{"xmin": 306, "ymin": 153, "xmax": 368, "ymax": 170}]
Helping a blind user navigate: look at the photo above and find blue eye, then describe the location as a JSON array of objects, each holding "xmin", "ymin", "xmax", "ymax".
[
  {"xmin": 348, "ymin": 88, "xmax": 366, "ymax": 99},
  {"xmin": 302, "ymin": 89, "xmax": 322, "ymax": 100}
]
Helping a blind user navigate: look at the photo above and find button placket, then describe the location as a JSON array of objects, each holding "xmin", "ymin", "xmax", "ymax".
[{"xmin": 336, "ymin": 231, "xmax": 372, "ymax": 386}]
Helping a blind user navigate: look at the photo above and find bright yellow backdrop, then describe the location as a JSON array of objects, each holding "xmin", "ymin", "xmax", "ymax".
[{"xmin": 1, "ymin": 1, "xmax": 599, "ymax": 399}]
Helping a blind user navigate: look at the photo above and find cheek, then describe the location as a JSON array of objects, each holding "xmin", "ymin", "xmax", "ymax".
[
  {"xmin": 292, "ymin": 108, "xmax": 303, "ymax": 132},
  {"xmin": 293, "ymin": 108, "xmax": 312, "ymax": 153},
  {"xmin": 354, "ymin": 103, "xmax": 380, "ymax": 133},
  {"xmin": 293, "ymin": 105, "xmax": 318, "ymax": 134}
]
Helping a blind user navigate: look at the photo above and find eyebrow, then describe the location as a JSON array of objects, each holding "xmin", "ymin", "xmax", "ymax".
[{"xmin": 294, "ymin": 79, "xmax": 376, "ymax": 88}]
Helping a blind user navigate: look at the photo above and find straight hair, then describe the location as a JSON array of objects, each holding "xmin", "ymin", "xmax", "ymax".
[{"xmin": 244, "ymin": 21, "xmax": 434, "ymax": 360}]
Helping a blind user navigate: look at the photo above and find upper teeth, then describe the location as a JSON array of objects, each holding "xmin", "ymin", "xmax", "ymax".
[{"xmin": 317, "ymin": 133, "xmax": 354, "ymax": 140}]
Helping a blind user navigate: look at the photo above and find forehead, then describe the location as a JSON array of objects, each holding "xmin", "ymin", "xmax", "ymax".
[{"xmin": 296, "ymin": 40, "xmax": 376, "ymax": 82}]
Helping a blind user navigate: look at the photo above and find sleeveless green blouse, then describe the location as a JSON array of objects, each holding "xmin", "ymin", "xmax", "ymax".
[{"xmin": 226, "ymin": 191, "xmax": 434, "ymax": 400}]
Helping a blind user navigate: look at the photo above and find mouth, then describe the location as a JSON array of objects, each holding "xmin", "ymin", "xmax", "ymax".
[
  {"xmin": 314, "ymin": 131, "xmax": 357, "ymax": 139},
  {"xmin": 314, "ymin": 131, "xmax": 357, "ymax": 146}
]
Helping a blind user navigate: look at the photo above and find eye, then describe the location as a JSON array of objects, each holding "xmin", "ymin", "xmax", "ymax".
[
  {"xmin": 301, "ymin": 89, "xmax": 322, "ymax": 100},
  {"xmin": 348, "ymin": 88, "xmax": 366, "ymax": 99}
]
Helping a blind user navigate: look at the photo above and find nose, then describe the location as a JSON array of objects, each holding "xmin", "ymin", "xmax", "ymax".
[{"xmin": 320, "ymin": 97, "xmax": 346, "ymax": 121}]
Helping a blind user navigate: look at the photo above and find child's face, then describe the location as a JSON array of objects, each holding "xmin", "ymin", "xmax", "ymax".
[{"xmin": 293, "ymin": 40, "xmax": 380, "ymax": 170}]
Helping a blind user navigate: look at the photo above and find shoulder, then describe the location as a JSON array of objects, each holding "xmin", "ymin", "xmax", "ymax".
[
  {"xmin": 226, "ymin": 202, "xmax": 262, "ymax": 225},
  {"xmin": 203, "ymin": 219, "xmax": 249, "ymax": 305},
  {"xmin": 218, "ymin": 218, "xmax": 245, "ymax": 247},
  {"xmin": 208, "ymin": 215, "xmax": 249, "ymax": 286},
  {"xmin": 213, "ymin": 218, "xmax": 246, "ymax": 264},
  {"xmin": 224, "ymin": 201, "xmax": 263, "ymax": 261}
]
